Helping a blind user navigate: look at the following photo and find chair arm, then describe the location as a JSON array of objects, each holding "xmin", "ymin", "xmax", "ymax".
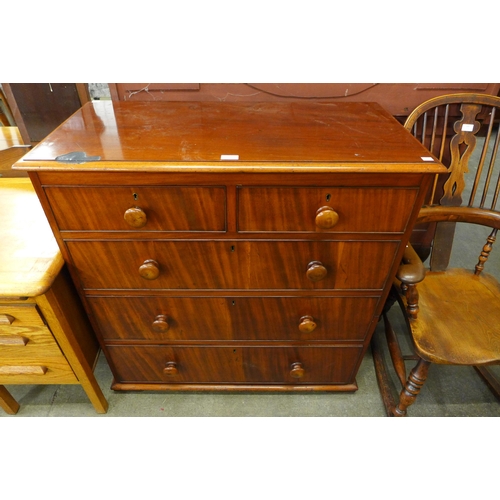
[
  {"xmin": 396, "ymin": 243, "xmax": 426, "ymax": 285},
  {"xmin": 417, "ymin": 206, "xmax": 500, "ymax": 229}
]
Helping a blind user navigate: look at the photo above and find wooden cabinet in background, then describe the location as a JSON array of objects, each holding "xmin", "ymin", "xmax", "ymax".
[{"xmin": 1, "ymin": 83, "xmax": 90, "ymax": 145}]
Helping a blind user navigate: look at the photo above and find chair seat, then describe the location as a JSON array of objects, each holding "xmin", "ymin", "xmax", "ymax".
[{"xmin": 410, "ymin": 268, "xmax": 500, "ymax": 365}]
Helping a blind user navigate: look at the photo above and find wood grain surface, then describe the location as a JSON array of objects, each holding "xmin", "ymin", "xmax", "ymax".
[
  {"xmin": 0, "ymin": 178, "xmax": 63, "ymax": 297},
  {"xmin": 14, "ymin": 101, "xmax": 446, "ymax": 173},
  {"xmin": 17, "ymin": 101, "xmax": 442, "ymax": 391}
]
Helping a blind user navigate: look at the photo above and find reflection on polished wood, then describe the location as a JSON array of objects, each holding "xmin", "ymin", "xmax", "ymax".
[{"xmin": 16, "ymin": 101, "xmax": 446, "ymax": 171}]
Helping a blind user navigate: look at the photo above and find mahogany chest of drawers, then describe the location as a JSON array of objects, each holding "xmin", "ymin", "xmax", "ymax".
[{"xmin": 15, "ymin": 100, "xmax": 445, "ymax": 392}]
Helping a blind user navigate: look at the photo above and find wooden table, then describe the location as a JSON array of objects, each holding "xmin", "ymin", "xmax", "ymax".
[
  {"xmin": 0, "ymin": 178, "xmax": 107, "ymax": 414},
  {"xmin": 14, "ymin": 101, "xmax": 445, "ymax": 393}
]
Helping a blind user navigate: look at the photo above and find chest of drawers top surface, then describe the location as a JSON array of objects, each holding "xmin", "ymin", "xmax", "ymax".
[{"xmin": 14, "ymin": 101, "xmax": 444, "ymax": 173}]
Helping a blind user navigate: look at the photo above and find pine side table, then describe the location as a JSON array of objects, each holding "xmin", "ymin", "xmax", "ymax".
[{"xmin": 0, "ymin": 178, "xmax": 107, "ymax": 414}]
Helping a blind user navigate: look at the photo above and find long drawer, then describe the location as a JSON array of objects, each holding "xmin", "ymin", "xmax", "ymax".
[
  {"xmin": 88, "ymin": 296, "xmax": 379, "ymax": 342},
  {"xmin": 45, "ymin": 186, "xmax": 226, "ymax": 231},
  {"xmin": 106, "ymin": 345, "xmax": 364, "ymax": 385},
  {"xmin": 67, "ymin": 240, "xmax": 399, "ymax": 290},
  {"xmin": 237, "ymin": 186, "xmax": 418, "ymax": 233}
]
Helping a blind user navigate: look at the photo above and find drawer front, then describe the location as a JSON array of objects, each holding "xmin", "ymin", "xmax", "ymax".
[
  {"xmin": 88, "ymin": 296, "xmax": 379, "ymax": 341},
  {"xmin": 45, "ymin": 186, "xmax": 226, "ymax": 231},
  {"xmin": 0, "ymin": 324, "xmax": 65, "ymax": 358},
  {"xmin": 0, "ymin": 357, "xmax": 77, "ymax": 384},
  {"xmin": 238, "ymin": 187, "xmax": 418, "ymax": 233},
  {"xmin": 68, "ymin": 240, "xmax": 399, "ymax": 290},
  {"xmin": 0, "ymin": 304, "xmax": 45, "ymax": 328},
  {"xmin": 106, "ymin": 345, "xmax": 363, "ymax": 385}
]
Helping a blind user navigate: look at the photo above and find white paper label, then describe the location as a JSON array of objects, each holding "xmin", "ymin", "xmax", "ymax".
[
  {"xmin": 421, "ymin": 157, "xmax": 434, "ymax": 162},
  {"xmin": 462, "ymin": 124, "xmax": 474, "ymax": 132},
  {"xmin": 220, "ymin": 155, "xmax": 239, "ymax": 160}
]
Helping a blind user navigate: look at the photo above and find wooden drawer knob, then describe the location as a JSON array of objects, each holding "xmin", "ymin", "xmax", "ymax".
[
  {"xmin": 290, "ymin": 362, "xmax": 305, "ymax": 379},
  {"xmin": 306, "ymin": 261, "xmax": 328, "ymax": 282},
  {"xmin": 124, "ymin": 207, "xmax": 147, "ymax": 228},
  {"xmin": 298, "ymin": 315, "xmax": 317, "ymax": 333},
  {"xmin": 0, "ymin": 314, "xmax": 15, "ymax": 325},
  {"xmin": 139, "ymin": 259, "xmax": 160, "ymax": 280},
  {"xmin": 315, "ymin": 206, "xmax": 339, "ymax": 229},
  {"xmin": 163, "ymin": 361, "xmax": 178, "ymax": 376},
  {"xmin": 152, "ymin": 314, "xmax": 170, "ymax": 333}
]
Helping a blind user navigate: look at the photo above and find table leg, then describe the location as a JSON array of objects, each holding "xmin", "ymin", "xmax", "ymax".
[{"xmin": 0, "ymin": 385, "xmax": 20, "ymax": 414}]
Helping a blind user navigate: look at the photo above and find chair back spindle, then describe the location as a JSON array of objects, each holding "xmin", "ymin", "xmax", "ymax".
[
  {"xmin": 475, "ymin": 228, "xmax": 498, "ymax": 275},
  {"xmin": 404, "ymin": 93, "xmax": 500, "ymax": 272}
]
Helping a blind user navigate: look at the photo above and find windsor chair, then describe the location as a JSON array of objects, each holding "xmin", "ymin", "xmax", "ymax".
[{"xmin": 372, "ymin": 93, "xmax": 500, "ymax": 416}]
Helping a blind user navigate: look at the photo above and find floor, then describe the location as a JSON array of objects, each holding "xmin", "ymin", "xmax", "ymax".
[{"xmin": 2, "ymin": 222, "xmax": 499, "ymax": 418}]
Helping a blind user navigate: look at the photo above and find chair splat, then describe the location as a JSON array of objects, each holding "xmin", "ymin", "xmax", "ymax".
[{"xmin": 442, "ymin": 103, "xmax": 483, "ymax": 207}]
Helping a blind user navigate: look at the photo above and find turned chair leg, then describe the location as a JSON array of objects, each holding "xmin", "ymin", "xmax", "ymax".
[
  {"xmin": 404, "ymin": 283, "xmax": 420, "ymax": 319},
  {"xmin": 392, "ymin": 358, "xmax": 431, "ymax": 417}
]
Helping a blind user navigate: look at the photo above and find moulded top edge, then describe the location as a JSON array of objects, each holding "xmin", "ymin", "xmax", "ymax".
[{"xmin": 13, "ymin": 160, "xmax": 447, "ymax": 174}]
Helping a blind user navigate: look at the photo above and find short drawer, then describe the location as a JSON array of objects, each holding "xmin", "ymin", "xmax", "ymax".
[
  {"xmin": 67, "ymin": 240, "xmax": 399, "ymax": 290},
  {"xmin": 89, "ymin": 296, "xmax": 379, "ymax": 342},
  {"xmin": 0, "ymin": 304, "xmax": 77, "ymax": 383},
  {"xmin": 44, "ymin": 186, "xmax": 226, "ymax": 231},
  {"xmin": 0, "ymin": 324, "xmax": 66, "ymax": 360},
  {"xmin": 0, "ymin": 357, "xmax": 77, "ymax": 384},
  {"xmin": 0, "ymin": 304, "xmax": 65, "ymax": 358},
  {"xmin": 0, "ymin": 304, "xmax": 45, "ymax": 328},
  {"xmin": 106, "ymin": 345, "xmax": 364, "ymax": 385},
  {"xmin": 238, "ymin": 187, "xmax": 419, "ymax": 233}
]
